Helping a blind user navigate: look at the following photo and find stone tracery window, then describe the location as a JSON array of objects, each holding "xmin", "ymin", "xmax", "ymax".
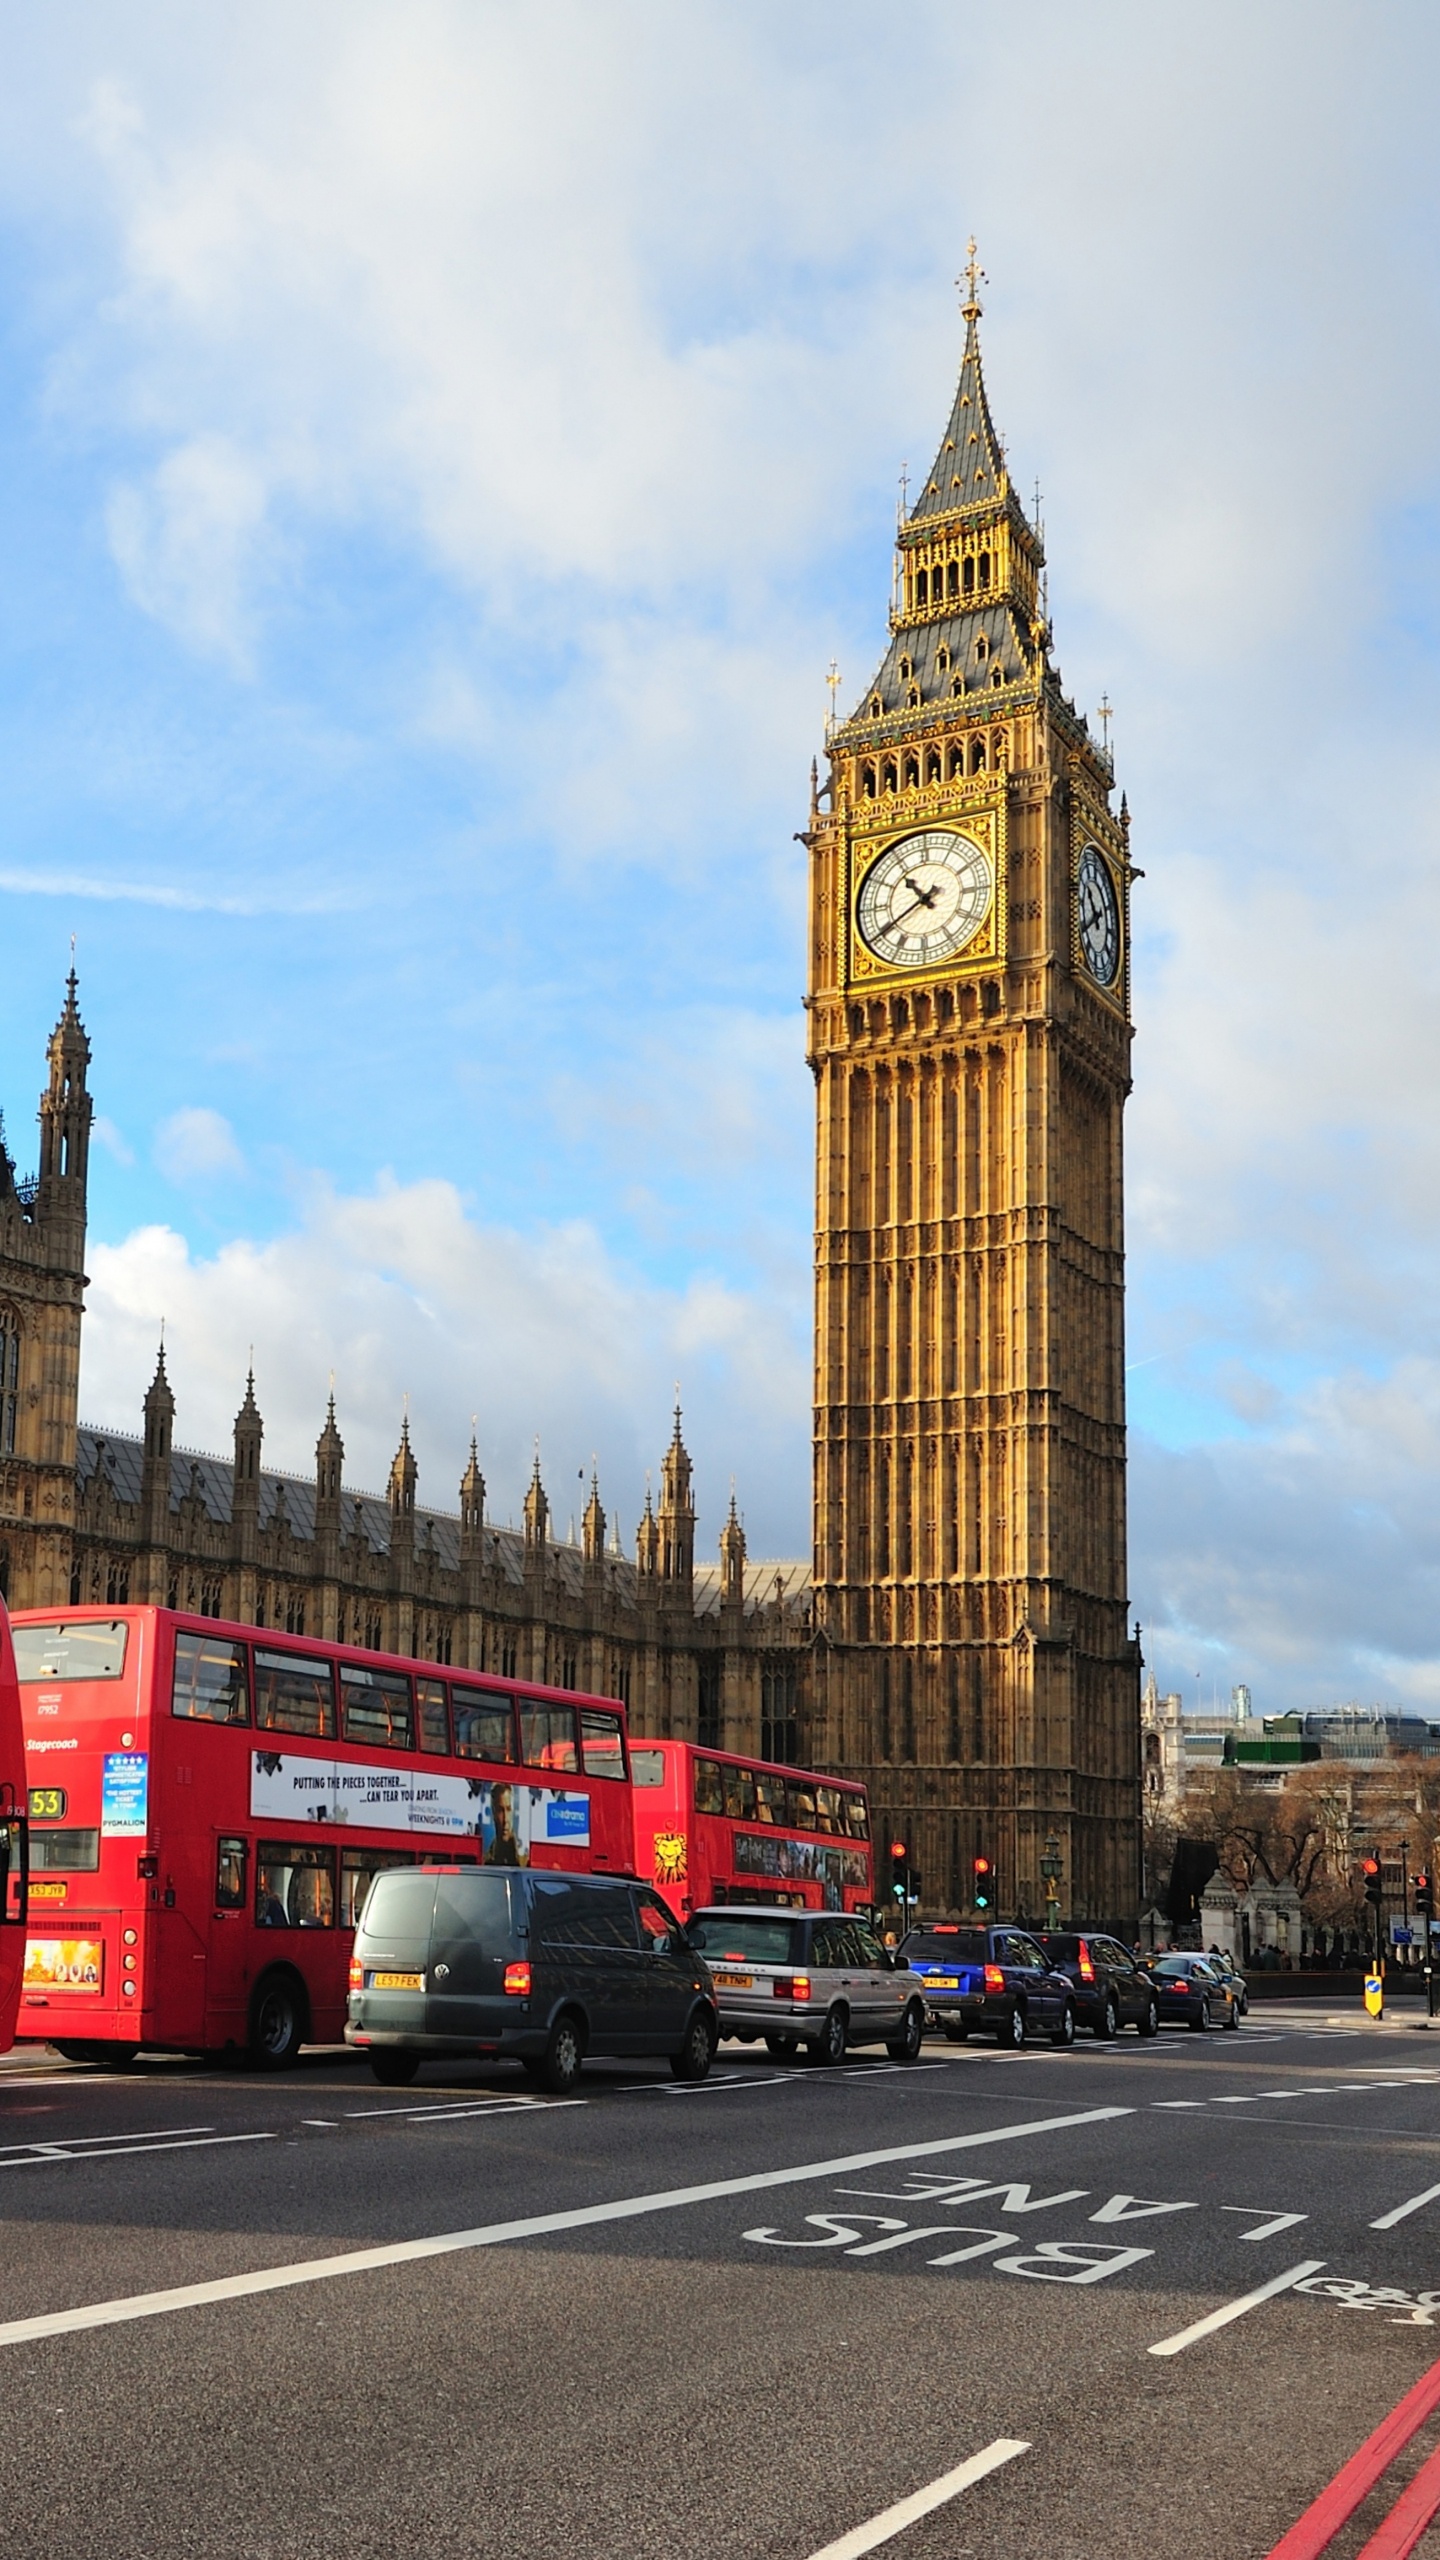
[{"xmin": 0, "ymin": 1308, "xmax": 18, "ymax": 1454}]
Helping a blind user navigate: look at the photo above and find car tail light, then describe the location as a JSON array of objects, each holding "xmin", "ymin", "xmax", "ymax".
[
  {"xmin": 503, "ymin": 1961, "xmax": 531, "ymax": 1997},
  {"xmin": 1078, "ymin": 1940, "xmax": 1095, "ymax": 1982},
  {"xmin": 774, "ymin": 1974, "xmax": 812, "ymax": 2002},
  {"xmin": 984, "ymin": 1964, "xmax": 1005, "ymax": 1993},
  {"xmin": 1170, "ymin": 1978, "xmax": 1189, "ymax": 1994},
  {"xmin": 348, "ymin": 1960, "xmax": 364, "ymax": 1991}
]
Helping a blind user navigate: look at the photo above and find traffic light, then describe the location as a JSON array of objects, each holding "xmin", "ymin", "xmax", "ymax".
[
  {"xmin": 972, "ymin": 1854, "xmax": 994, "ymax": 1911},
  {"xmin": 1415, "ymin": 1872, "xmax": 1434, "ymax": 1920},
  {"xmin": 1362, "ymin": 1856, "xmax": 1383, "ymax": 1908},
  {"xmin": 891, "ymin": 1840, "xmax": 908, "ymax": 1904}
]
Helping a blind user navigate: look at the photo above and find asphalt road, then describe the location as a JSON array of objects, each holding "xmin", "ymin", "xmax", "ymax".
[{"xmin": 2, "ymin": 2004, "xmax": 1440, "ymax": 2560}]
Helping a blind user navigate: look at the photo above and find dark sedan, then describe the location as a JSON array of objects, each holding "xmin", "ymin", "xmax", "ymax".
[
  {"xmin": 1142, "ymin": 1953, "xmax": 1239, "ymax": 2031},
  {"xmin": 1035, "ymin": 1932, "xmax": 1160, "ymax": 2039}
]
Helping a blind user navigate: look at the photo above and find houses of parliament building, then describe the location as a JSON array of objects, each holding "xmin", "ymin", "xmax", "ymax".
[{"xmin": 0, "ymin": 280, "xmax": 1143, "ymax": 1929}]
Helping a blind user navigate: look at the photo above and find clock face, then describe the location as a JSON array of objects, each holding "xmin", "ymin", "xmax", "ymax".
[
  {"xmin": 1076, "ymin": 843, "xmax": 1121, "ymax": 987},
  {"xmin": 856, "ymin": 828, "xmax": 992, "ymax": 969}
]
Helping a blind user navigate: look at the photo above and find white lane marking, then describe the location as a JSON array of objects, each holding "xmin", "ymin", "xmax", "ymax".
[
  {"xmin": 1221, "ymin": 2208, "xmax": 1309, "ymax": 2240},
  {"xmin": 1211, "ymin": 2096, "xmax": 1260, "ymax": 2105},
  {"xmin": 343, "ymin": 2098, "xmax": 576, "ymax": 2119},
  {"xmin": 301, "ymin": 2120, "xmax": 338, "ymax": 2129},
  {"xmin": 0, "ymin": 2124, "xmax": 215, "ymax": 2155},
  {"xmin": 1151, "ymin": 2101, "xmax": 1205, "ymax": 2110},
  {"xmin": 1147, "ymin": 2259, "xmax": 1327, "ymax": 2357},
  {"xmin": 803, "ymin": 2440, "xmax": 1030, "ymax": 2559},
  {"xmin": 0, "ymin": 2133, "xmax": 275, "ymax": 2171},
  {"xmin": 0, "ymin": 2105, "xmax": 1129, "ymax": 2351},
  {"xmin": 1370, "ymin": 2181, "xmax": 1440, "ymax": 2231}
]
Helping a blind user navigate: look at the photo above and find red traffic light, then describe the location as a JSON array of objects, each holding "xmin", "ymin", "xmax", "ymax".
[
  {"xmin": 1362, "ymin": 1857, "xmax": 1380, "ymax": 1877},
  {"xmin": 973, "ymin": 1856, "xmax": 993, "ymax": 1877},
  {"xmin": 890, "ymin": 1840, "xmax": 908, "ymax": 1862}
]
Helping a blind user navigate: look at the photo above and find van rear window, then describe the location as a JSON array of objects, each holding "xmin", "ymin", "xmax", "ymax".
[
  {"xmin": 355, "ymin": 1872, "xmax": 438, "ymax": 1944},
  {"xmin": 14, "ymin": 1620, "xmax": 128, "ymax": 1682}
]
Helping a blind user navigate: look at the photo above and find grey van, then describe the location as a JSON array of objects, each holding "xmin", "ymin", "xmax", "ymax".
[{"xmin": 345, "ymin": 1866, "xmax": 719, "ymax": 2092}]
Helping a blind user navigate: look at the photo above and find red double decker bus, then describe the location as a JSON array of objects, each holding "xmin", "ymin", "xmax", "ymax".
[
  {"xmin": 630, "ymin": 1739, "xmax": 872, "ymax": 1920},
  {"xmin": 11, "ymin": 1604, "xmax": 634, "ymax": 2068},
  {"xmin": 0, "ymin": 1600, "xmax": 28, "ymax": 2051}
]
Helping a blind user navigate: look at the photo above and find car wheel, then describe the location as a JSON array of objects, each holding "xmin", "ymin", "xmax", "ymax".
[
  {"xmin": 764, "ymin": 2033, "xmax": 800, "ymax": 2061},
  {"xmin": 1138, "ymin": 1998, "xmax": 1159, "ymax": 2039},
  {"xmin": 248, "ymin": 1973, "xmax": 305, "ymax": 2070},
  {"xmin": 1190, "ymin": 2002, "xmax": 1210, "ymax": 2032},
  {"xmin": 886, "ymin": 2004, "xmax": 924, "ymax": 2063},
  {"xmin": 942, "ymin": 2019, "xmax": 969, "ymax": 2043},
  {"xmin": 369, "ymin": 2048, "xmax": 420, "ymax": 2086},
  {"xmin": 1095, "ymin": 1996, "xmax": 1118, "ymax": 2041},
  {"xmin": 998, "ymin": 2001, "xmax": 1025, "ymax": 2048},
  {"xmin": 1224, "ymin": 1998, "xmax": 1241, "ymax": 2029},
  {"xmin": 538, "ymin": 2011, "xmax": 585, "ymax": 2095},
  {"xmin": 1050, "ymin": 2002, "xmax": 1076, "ymax": 2048},
  {"xmin": 809, "ymin": 2007, "xmax": 848, "ymax": 2067},
  {"xmin": 670, "ymin": 2009, "xmax": 718, "ymax": 2082}
]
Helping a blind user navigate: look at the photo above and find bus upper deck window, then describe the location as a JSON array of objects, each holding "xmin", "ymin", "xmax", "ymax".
[
  {"xmin": 173, "ymin": 1632, "xmax": 250, "ymax": 1725},
  {"xmin": 254, "ymin": 1649, "xmax": 335, "ymax": 1740},
  {"xmin": 519, "ymin": 1704, "xmax": 578, "ymax": 1774},
  {"xmin": 452, "ymin": 1690, "xmax": 517, "ymax": 1764},
  {"xmin": 12, "ymin": 1619, "xmax": 128, "ymax": 1682},
  {"xmin": 786, "ymin": 1782, "xmax": 818, "ymax": 1830},
  {"xmin": 340, "ymin": 1665, "xmax": 414, "ymax": 1753},
  {"xmin": 693, "ymin": 1759, "xmax": 724, "ymax": 1818},
  {"xmin": 754, "ymin": 1771, "xmax": 785, "ymax": 1826},
  {"xmin": 843, "ymin": 1795, "xmax": 870, "ymax": 1840},
  {"xmin": 580, "ymin": 1710, "xmax": 625, "ymax": 1781},
  {"xmin": 414, "ymin": 1679, "xmax": 450, "ymax": 1755},
  {"xmin": 814, "ymin": 1787, "xmax": 842, "ymax": 1835},
  {"xmin": 722, "ymin": 1764, "xmax": 756, "ymax": 1822}
]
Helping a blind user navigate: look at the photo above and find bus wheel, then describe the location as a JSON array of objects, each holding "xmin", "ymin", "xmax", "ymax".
[
  {"xmin": 369, "ymin": 2049, "xmax": 420, "ymax": 2086},
  {"xmin": 248, "ymin": 1973, "xmax": 306, "ymax": 2070},
  {"xmin": 764, "ymin": 2033, "xmax": 799, "ymax": 2061},
  {"xmin": 56, "ymin": 2042, "xmax": 138, "ymax": 2071}
]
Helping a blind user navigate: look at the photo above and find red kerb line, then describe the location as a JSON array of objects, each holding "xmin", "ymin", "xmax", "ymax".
[
  {"xmin": 1266, "ymin": 2355, "xmax": 1440, "ymax": 2560},
  {"xmin": 1353, "ymin": 2439, "xmax": 1440, "ymax": 2560}
]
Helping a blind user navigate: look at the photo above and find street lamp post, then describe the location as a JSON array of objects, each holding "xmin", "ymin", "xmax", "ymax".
[{"xmin": 1040, "ymin": 1833, "xmax": 1064, "ymax": 1931}]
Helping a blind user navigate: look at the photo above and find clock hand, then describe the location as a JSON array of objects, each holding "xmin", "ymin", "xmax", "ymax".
[{"xmin": 889, "ymin": 880, "xmax": 942, "ymax": 930}]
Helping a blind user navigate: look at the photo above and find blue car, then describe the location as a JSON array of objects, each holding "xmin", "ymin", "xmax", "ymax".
[{"xmin": 900, "ymin": 1923, "xmax": 1076, "ymax": 2048}]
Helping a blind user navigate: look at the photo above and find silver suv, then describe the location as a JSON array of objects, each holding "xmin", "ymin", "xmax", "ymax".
[{"xmin": 686, "ymin": 1906, "xmax": 926, "ymax": 2066}]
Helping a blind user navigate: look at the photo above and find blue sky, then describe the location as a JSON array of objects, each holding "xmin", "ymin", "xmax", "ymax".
[{"xmin": 3, "ymin": 2, "xmax": 1440, "ymax": 1710}]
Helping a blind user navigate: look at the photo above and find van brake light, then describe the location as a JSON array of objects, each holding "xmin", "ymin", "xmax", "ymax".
[
  {"xmin": 1078, "ymin": 1941, "xmax": 1095, "ymax": 1982},
  {"xmin": 983, "ymin": 1964, "xmax": 1005, "ymax": 1993},
  {"xmin": 503, "ymin": 1961, "xmax": 532, "ymax": 1997}
]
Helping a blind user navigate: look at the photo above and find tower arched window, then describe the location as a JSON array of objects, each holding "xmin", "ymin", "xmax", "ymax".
[
  {"xmin": 882, "ymin": 759, "xmax": 898, "ymax": 794},
  {"xmin": 948, "ymin": 744, "xmax": 964, "ymax": 778},
  {"xmin": 861, "ymin": 762, "xmax": 877, "ymax": 799},
  {"xmin": 992, "ymin": 728, "xmax": 1008, "ymax": 768},
  {"xmin": 870, "ymin": 696, "xmax": 882, "ymax": 719},
  {"xmin": 991, "ymin": 666, "xmax": 1004, "ymax": 688},
  {"xmin": 926, "ymin": 750, "xmax": 941, "ymax": 784},
  {"xmin": 951, "ymin": 674, "xmax": 964, "ymax": 698},
  {"xmin": 978, "ymin": 552, "xmax": 991, "ymax": 589},
  {"xmin": 963, "ymin": 556, "xmax": 975, "ymax": 596},
  {"xmin": 906, "ymin": 685, "xmax": 920, "ymax": 709},
  {"xmin": 947, "ymin": 560, "xmax": 959, "ymax": 598},
  {"xmin": 936, "ymin": 644, "xmax": 950, "ymax": 673},
  {"xmin": 915, "ymin": 570, "xmax": 928, "ymax": 607},
  {"xmin": 903, "ymin": 754, "xmax": 920, "ymax": 789},
  {"xmin": 898, "ymin": 656, "xmax": 912, "ymax": 682},
  {"xmin": 970, "ymin": 735, "xmax": 987, "ymax": 773},
  {"xmin": 0, "ymin": 1309, "xmax": 18, "ymax": 1455},
  {"xmin": 975, "ymin": 635, "xmax": 987, "ymax": 661}
]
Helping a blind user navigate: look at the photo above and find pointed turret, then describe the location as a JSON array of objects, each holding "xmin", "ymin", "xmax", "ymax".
[
  {"xmin": 315, "ymin": 1391, "xmax": 343, "ymax": 1540},
  {"xmin": 388, "ymin": 1416, "xmax": 417, "ymax": 1523},
  {"xmin": 140, "ymin": 1339, "xmax": 175, "ymax": 1552},
  {"xmin": 231, "ymin": 1365, "xmax": 263, "ymax": 1565},
  {"xmin": 36, "ymin": 970, "xmax": 93, "ymax": 1242},
  {"xmin": 635, "ymin": 1485, "xmax": 659, "ymax": 1586},
  {"xmin": 522, "ymin": 1449, "xmax": 549, "ymax": 1556},
  {"xmin": 459, "ymin": 1434, "xmax": 486, "ymax": 1544},
  {"xmin": 581, "ymin": 1469, "xmax": 606, "ymax": 1567},
  {"xmin": 657, "ymin": 1400, "xmax": 695, "ymax": 1593},
  {"xmin": 719, "ymin": 1490, "xmax": 746, "ymax": 1612}
]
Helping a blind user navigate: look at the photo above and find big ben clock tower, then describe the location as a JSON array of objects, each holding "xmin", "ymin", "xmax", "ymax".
[{"xmin": 807, "ymin": 255, "xmax": 1139, "ymax": 1930}]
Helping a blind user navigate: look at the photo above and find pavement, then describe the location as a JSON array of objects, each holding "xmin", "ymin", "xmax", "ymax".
[{"xmin": 2, "ymin": 2001, "xmax": 1439, "ymax": 2559}]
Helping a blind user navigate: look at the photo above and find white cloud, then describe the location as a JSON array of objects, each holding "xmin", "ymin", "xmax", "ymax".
[
  {"xmin": 153, "ymin": 1106, "xmax": 246, "ymax": 1182},
  {"xmin": 106, "ymin": 433, "xmax": 273, "ymax": 671},
  {"xmin": 80, "ymin": 1175, "xmax": 809, "ymax": 1550}
]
